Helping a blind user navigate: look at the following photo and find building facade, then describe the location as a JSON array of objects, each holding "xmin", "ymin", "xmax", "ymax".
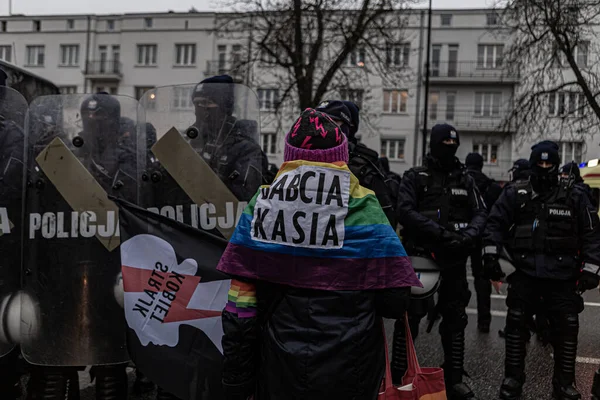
[{"xmin": 0, "ymin": 9, "xmax": 593, "ymax": 180}]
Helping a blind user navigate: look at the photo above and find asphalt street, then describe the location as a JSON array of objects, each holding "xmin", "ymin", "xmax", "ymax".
[{"xmin": 19, "ymin": 267, "xmax": 600, "ymax": 400}]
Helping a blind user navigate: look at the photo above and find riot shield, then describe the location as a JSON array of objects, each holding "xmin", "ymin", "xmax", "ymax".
[
  {"xmin": 0, "ymin": 87, "xmax": 28, "ymax": 356},
  {"xmin": 129, "ymin": 82, "xmax": 266, "ymax": 399},
  {"xmin": 139, "ymin": 82, "xmax": 265, "ymax": 237},
  {"xmin": 409, "ymin": 256, "xmax": 441, "ymax": 299},
  {"xmin": 21, "ymin": 93, "xmax": 143, "ymax": 366}
]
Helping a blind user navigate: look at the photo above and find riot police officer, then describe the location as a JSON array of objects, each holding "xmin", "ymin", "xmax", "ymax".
[
  {"xmin": 483, "ymin": 141, "xmax": 600, "ymax": 400},
  {"xmin": 0, "ymin": 69, "xmax": 28, "ymax": 399},
  {"xmin": 508, "ymin": 159, "xmax": 531, "ymax": 182},
  {"xmin": 394, "ymin": 123, "xmax": 487, "ymax": 399},
  {"xmin": 560, "ymin": 161, "xmax": 598, "ymax": 207},
  {"xmin": 316, "ymin": 100, "xmax": 397, "ymax": 227},
  {"xmin": 186, "ymin": 74, "xmax": 269, "ymax": 202},
  {"xmin": 24, "ymin": 93, "xmax": 134, "ymax": 400},
  {"xmin": 464, "ymin": 153, "xmax": 502, "ymax": 333}
]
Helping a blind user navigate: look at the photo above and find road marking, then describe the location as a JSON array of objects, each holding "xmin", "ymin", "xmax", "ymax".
[
  {"xmin": 549, "ymin": 354, "xmax": 600, "ymax": 365},
  {"xmin": 466, "ymin": 308, "xmax": 507, "ymax": 317}
]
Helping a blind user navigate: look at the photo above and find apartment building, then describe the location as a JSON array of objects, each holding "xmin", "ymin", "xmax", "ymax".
[{"xmin": 0, "ymin": 9, "xmax": 593, "ymax": 179}]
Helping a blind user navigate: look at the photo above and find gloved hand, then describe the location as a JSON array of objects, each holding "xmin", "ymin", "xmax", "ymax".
[
  {"xmin": 483, "ymin": 254, "xmax": 505, "ymax": 281},
  {"xmin": 578, "ymin": 271, "xmax": 600, "ymax": 292},
  {"xmin": 440, "ymin": 230, "xmax": 472, "ymax": 250}
]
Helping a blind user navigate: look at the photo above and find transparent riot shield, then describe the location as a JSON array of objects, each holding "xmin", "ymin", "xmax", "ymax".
[
  {"xmin": 0, "ymin": 87, "xmax": 28, "ymax": 357},
  {"xmin": 139, "ymin": 82, "xmax": 265, "ymax": 238},
  {"xmin": 133, "ymin": 82, "xmax": 266, "ymax": 399},
  {"xmin": 21, "ymin": 93, "xmax": 143, "ymax": 366}
]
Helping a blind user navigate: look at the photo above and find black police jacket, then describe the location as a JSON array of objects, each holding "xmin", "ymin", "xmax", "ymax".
[
  {"xmin": 483, "ymin": 180, "xmax": 600, "ymax": 280},
  {"xmin": 396, "ymin": 155, "xmax": 487, "ymax": 261},
  {"xmin": 466, "ymin": 168, "xmax": 503, "ymax": 210},
  {"xmin": 221, "ymin": 281, "xmax": 410, "ymax": 400},
  {"xmin": 348, "ymin": 143, "xmax": 397, "ymax": 227}
]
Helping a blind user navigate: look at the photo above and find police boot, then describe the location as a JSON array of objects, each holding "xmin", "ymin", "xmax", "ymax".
[
  {"xmin": 26, "ymin": 366, "xmax": 80, "ymax": 400},
  {"xmin": 499, "ymin": 309, "xmax": 527, "ymax": 400},
  {"xmin": 94, "ymin": 364, "xmax": 128, "ymax": 400},
  {"xmin": 591, "ymin": 368, "xmax": 600, "ymax": 400},
  {"xmin": 441, "ymin": 330, "xmax": 477, "ymax": 400},
  {"xmin": 157, "ymin": 386, "xmax": 181, "ymax": 399},
  {"xmin": 473, "ymin": 277, "xmax": 491, "ymax": 333},
  {"xmin": 551, "ymin": 314, "xmax": 581, "ymax": 400},
  {"xmin": 133, "ymin": 369, "xmax": 154, "ymax": 394},
  {"xmin": 391, "ymin": 318, "xmax": 408, "ymax": 385}
]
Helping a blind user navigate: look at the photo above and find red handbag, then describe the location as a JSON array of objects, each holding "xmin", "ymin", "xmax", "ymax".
[{"xmin": 379, "ymin": 314, "xmax": 447, "ymax": 400}]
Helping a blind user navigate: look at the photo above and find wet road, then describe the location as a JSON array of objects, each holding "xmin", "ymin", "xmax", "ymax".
[
  {"xmin": 383, "ymin": 270, "xmax": 600, "ymax": 400},
  {"xmin": 23, "ymin": 268, "xmax": 600, "ymax": 400}
]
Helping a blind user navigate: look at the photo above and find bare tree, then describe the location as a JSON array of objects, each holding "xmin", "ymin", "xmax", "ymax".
[
  {"xmin": 215, "ymin": 0, "xmax": 416, "ymax": 117},
  {"xmin": 497, "ymin": 0, "xmax": 600, "ymax": 144}
]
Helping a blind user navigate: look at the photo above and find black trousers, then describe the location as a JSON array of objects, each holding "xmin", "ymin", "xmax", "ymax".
[
  {"xmin": 504, "ymin": 271, "xmax": 583, "ymax": 386},
  {"xmin": 471, "ymin": 245, "xmax": 491, "ymax": 327}
]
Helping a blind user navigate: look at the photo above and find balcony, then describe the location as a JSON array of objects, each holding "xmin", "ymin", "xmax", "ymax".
[
  {"xmin": 430, "ymin": 109, "xmax": 515, "ymax": 132},
  {"xmin": 205, "ymin": 60, "xmax": 248, "ymax": 83},
  {"xmin": 84, "ymin": 60, "xmax": 123, "ymax": 81},
  {"xmin": 427, "ymin": 61, "xmax": 520, "ymax": 84}
]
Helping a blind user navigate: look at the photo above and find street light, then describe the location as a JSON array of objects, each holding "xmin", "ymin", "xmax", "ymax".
[{"xmin": 421, "ymin": 0, "xmax": 433, "ymax": 164}]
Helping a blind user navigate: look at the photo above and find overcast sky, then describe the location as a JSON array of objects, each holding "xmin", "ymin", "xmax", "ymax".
[{"xmin": 3, "ymin": 0, "xmax": 495, "ymax": 16}]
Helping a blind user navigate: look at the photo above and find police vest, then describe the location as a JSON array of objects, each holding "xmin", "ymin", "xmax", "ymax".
[
  {"xmin": 510, "ymin": 180, "xmax": 579, "ymax": 256},
  {"xmin": 411, "ymin": 165, "xmax": 472, "ymax": 232}
]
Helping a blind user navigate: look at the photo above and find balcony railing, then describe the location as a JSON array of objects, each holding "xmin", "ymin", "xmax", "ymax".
[
  {"xmin": 205, "ymin": 60, "xmax": 248, "ymax": 82},
  {"xmin": 85, "ymin": 60, "xmax": 123, "ymax": 78},
  {"xmin": 428, "ymin": 61, "xmax": 520, "ymax": 81},
  {"xmin": 430, "ymin": 109, "xmax": 514, "ymax": 131}
]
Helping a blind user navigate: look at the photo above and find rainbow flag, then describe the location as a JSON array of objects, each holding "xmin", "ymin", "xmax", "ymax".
[{"xmin": 217, "ymin": 160, "xmax": 421, "ymax": 291}]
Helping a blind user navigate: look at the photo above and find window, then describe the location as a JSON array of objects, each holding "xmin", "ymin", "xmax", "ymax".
[
  {"xmin": 340, "ymin": 89, "xmax": 364, "ymax": 108},
  {"xmin": 576, "ymin": 41, "xmax": 589, "ymax": 67},
  {"xmin": 107, "ymin": 19, "xmax": 115, "ymax": 31},
  {"xmin": 383, "ymin": 89, "xmax": 408, "ymax": 113},
  {"xmin": 26, "ymin": 45, "xmax": 45, "ymax": 66},
  {"xmin": 486, "ymin": 12, "xmax": 499, "ymax": 26},
  {"xmin": 440, "ymin": 14, "xmax": 452, "ymax": 26},
  {"xmin": 381, "ymin": 139, "xmax": 405, "ymax": 161},
  {"xmin": 175, "ymin": 44, "xmax": 196, "ymax": 66},
  {"xmin": 144, "ymin": 17, "xmax": 153, "ymax": 28},
  {"xmin": 185, "ymin": 20, "xmax": 189, "ymax": 30},
  {"xmin": 137, "ymin": 44, "xmax": 157, "ymax": 66},
  {"xmin": 345, "ymin": 47, "xmax": 366, "ymax": 67},
  {"xmin": 33, "ymin": 20, "xmax": 41, "ymax": 32},
  {"xmin": 472, "ymin": 143, "xmax": 499, "ymax": 165},
  {"xmin": 477, "ymin": 44, "xmax": 503, "ymax": 68},
  {"xmin": 386, "ymin": 43, "xmax": 410, "ymax": 67},
  {"xmin": 474, "ymin": 92, "xmax": 502, "ymax": 117},
  {"xmin": 429, "ymin": 92, "xmax": 439, "ymax": 120},
  {"xmin": 1, "ymin": 21, "xmax": 6, "ymax": 32},
  {"xmin": 135, "ymin": 86, "xmax": 156, "ymax": 109},
  {"xmin": 231, "ymin": 44, "xmax": 243, "ymax": 68},
  {"xmin": 446, "ymin": 91, "xmax": 456, "ymax": 121},
  {"xmin": 171, "ymin": 86, "xmax": 194, "ymax": 110},
  {"xmin": 257, "ymin": 89, "xmax": 279, "ymax": 112},
  {"xmin": 548, "ymin": 91, "xmax": 585, "ymax": 117},
  {"xmin": 67, "ymin": 19, "xmax": 74, "ymax": 30},
  {"xmin": 60, "ymin": 45, "xmax": 79, "ymax": 66},
  {"xmin": 0, "ymin": 45, "xmax": 11, "ymax": 62},
  {"xmin": 448, "ymin": 45, "xmax": 459, "ymax": 77},
  {"xmin": 558, "ymin": 141, "xmax": 583, "ymax": 163},
  {"xmin": 59, "ymin": 86, "xmax": 77, "ymax": 94},
  {"xmin": 431, "ymin": 45, "xmax": 442, "ymax": 77},
  {"xmin": 261, "ymin": 133, "xmax": 277, "ymax": 155}
]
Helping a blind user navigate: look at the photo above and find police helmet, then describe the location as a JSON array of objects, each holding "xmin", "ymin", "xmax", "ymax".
[{"xmin": 409, "ymin": 256, "xmax": 441, "ymax": 299}]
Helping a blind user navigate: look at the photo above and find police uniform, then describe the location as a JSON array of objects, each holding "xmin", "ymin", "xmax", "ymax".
[
  {"xmin": 394, "ymin": 124, "xmax": 487, "ymax": 399},
  {"xmin": 483, "ymin": 141, "xmax": 600, "ymax": 400},
  {"xmin": 465, "ymin": 153, "xmax": 502, "ymax": 333}
]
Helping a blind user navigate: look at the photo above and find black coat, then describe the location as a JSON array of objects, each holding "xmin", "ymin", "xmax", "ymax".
[
  {"xmin": 221, "ymin": 282, "xmax": 410, "ymax": 400},
  {"xmin": 466, "ymin": 168, "xmax": 503, "ymax": 210}
]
